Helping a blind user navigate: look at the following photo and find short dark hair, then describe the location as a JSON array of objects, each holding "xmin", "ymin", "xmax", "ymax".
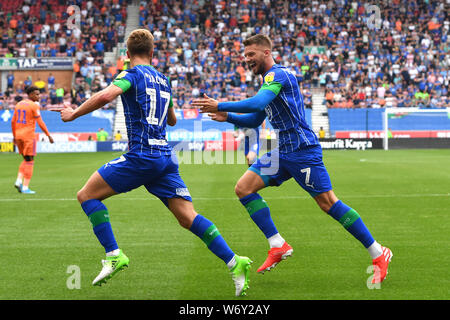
[
  {"xmin": 25, "ymin": 85, "xmax": 39, "ymax": 95},
  {"xmin": 243, "ymin": 34, "xmax": 272, "ymax": 50},
  {"xmin": 126, "ymin": 29, "xmax": 154, "ymax": 57}
]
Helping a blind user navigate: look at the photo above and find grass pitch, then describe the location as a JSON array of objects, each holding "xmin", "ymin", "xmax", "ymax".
[{"xmin": 0, "ymin": 149, "xmax": 449, "ymax": 300}]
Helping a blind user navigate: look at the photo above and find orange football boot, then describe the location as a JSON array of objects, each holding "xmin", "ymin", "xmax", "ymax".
[
  {"xmin": 372, "ymin": 246, "xmax": 393, "ymax": 284},
  {"xmin": 257, "ymin": 242, "xmax": 293, "ymax": 274}
]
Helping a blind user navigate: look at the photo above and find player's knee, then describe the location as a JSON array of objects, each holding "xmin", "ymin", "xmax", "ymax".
[
  {"xmin": 318, "ymin": 202, "xmax": 332, "ymax": 213},
  {"xmin": 175, "ymin": 210, "xmax": 196, "ymax": 229},
  {"xmin": 234, "ymin": 181, "xmax": 251, "ymax": 199},
  {"xmin": 168, "ymin": 198, "xmax": 196, "ymax": 229},
  {"xmin": 24, "ymin": 155, "xmax": 34, "ymax": 162},
  {"xmin": 177, "ymin": 216, "xmax": 193, "ymax": 229},
  {"xmin": 314, "ymin": 192, "xmax": 337, "ymax": 213},
  {"xmin": 76, "ymin": 189, "xmax": 88, "ymax": 204},
  {"xmin": 317, "ymin": 198, "xmax": 337, "ymax": 213}
]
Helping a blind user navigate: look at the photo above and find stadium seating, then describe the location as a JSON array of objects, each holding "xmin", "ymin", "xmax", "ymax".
[
  {"xmin": 135, "ymin": 0, "xmax": 449, "ymax": 111},
  {"xmin": 0, "ymin": 0, "xmax": 128, "ymax": 111}
]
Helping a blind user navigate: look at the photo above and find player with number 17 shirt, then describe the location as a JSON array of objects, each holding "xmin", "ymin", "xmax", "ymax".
[{"xmin": 53, "ymin": 29, "xmax": 252, "ymax": 297}]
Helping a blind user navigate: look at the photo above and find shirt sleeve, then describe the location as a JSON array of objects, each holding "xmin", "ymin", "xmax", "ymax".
[
  {"xmin": 32, "ymin": 103, "xmax": 41, "ymax": 118},
  {"xmin": 258, "ymin": 69, "xmax": 285, "ymax": 96},
  {"xmin": 217, "ymin": 89, "xmax": 276, "ymax": 113},
  {"xmin": 226, "ymin": 110, "xmax": 266, "ymax": 128},
  {"xmin": 112, "ymin": 70, "xmax": 134, "ymax": 93}
]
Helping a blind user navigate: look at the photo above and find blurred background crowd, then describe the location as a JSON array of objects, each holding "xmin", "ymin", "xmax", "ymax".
[{"xmin": 0, "ymin": 0, "xmax": 448, "ymax": 110}]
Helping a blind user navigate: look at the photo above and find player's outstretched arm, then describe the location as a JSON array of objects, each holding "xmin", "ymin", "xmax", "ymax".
[
  {"xmin": 208, "ymin": 110, "xmax": 266, "ymax": 128},
  {"xmin": 51, "ymin": 84, "xmax": 123, "ymax": 122},
  {"xmin": 192, "ymin": 90, "xmax": 276, "ymax": 114},
  {"xmin": 226, "ymin": 110, "xmax": 266, "ymax": 128}
]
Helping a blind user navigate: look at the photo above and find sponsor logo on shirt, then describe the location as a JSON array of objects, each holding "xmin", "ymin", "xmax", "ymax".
[
  {"xmin": 264, "ymin": 72, "xmax": 275, "ymax": 84},
  {"xmin": 115, "ymin": 71, "xmax": 128, "ymax": 79}
]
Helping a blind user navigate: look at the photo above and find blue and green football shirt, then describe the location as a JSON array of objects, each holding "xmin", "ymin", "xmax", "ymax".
[
  {"xmin": 259, "ymin": 64, "xmax": 319, "ymax": 153},
  {"xmin": 113, "ymin": 64, "xmax": 173, "ymax": 155}
]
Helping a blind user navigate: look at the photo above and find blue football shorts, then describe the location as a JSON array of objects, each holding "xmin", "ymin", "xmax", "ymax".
[
  {"xmin": 97, "ymin": 152, "xmax": 192, "ymax": 207},
  {"xmin": 248, "ymin": 145, "xmax": 332, "ymax": 197}
]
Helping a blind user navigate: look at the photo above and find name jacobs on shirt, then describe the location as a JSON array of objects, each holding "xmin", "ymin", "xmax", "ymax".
[
  {"xmin": 144, "ymin": 73, "xmax": 168, "ymax": 87},
  {"xmin": 116, "ymin": 70, "xmax": 169, "ymax": 88}
]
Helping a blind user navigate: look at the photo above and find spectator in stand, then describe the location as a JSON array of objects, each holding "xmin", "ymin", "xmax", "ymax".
[
  {"xmin": 325, "ymin": 89, "xmax": 334, "ymax": 108},
  {"xmin": 319, "ymin": 127, "xmax": 325, "ymax": 139},
  {"xmin": 96, "ymin": 128, "xmax": 109, "ymax": 141},
  {"xmin": 385, "ymin": 92, "xmax": 398, "ymax": 108},
  {"xmin": 34, "ymin": 78, "xmax": 46, "ymax": 93},
  {"xmin": 56, "ymin": 87, "xmax": 64, "ymax": 104},
  {"xmin": 49, "ymin": 88, "xmax": 57, "ymax": 105},
  {"xmin": 7, "ymin": 72, "xmax": 14, "ymax": 89},
  {"xmin": 414, "ymin": 90, "xmax": 430, "ymax": 108},
  {"xmin": 47, "ymin": 73, "xmax": 55, "ymax": 90},
  {"xmin": 345, "ymin": 96, "xmax": 354, "ymax": 109},
  {"xmin": 24, "ymin": 76, "xmax": 32, "ymax": 89},
  {"xmin": 114, "ymin": 130, "xmax": 122, "ymax": 141},
  {"xmin": 302, "ymin": 85, "xmax": 312, "ymax": 109}
]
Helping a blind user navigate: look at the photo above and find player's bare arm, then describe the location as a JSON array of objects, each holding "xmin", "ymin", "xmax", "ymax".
[
  {"xmin": 53, "ymin": 84, "xmax": 123, "ymax": 122},
  {"xmin": 35, "ymin": 117, "xmax": 54, "ymax": 143},
  {"xmin": 11, "ymin": 109, "xmax": 16, "ymax": 145},
  {"xmin": 167, "ymin": 106, "xmax": 177, "ymax": 126}
]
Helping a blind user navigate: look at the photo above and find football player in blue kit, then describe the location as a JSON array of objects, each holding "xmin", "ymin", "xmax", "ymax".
[
  {"xmin": 193, "ymin": 34, "xmax": 392, "ymax": 285},
  {"xmin": 54, "ymin": 29, "xmax": 252, "ymax": 297}
]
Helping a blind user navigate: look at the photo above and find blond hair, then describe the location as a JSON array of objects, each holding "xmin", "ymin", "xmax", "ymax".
[{"xmin": 126, "ymin": 29, "xmax": 154, "ymax": 57}]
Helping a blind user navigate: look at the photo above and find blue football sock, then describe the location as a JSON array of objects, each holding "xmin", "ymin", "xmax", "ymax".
[
  {"xmin": 81, "ymin": 199, "xmax": 118, "ymax": 253},
  {"xmin": 240, "ymin": 193, "xmax": 278, "ymax": 239},
  {"xmin": 189, "ymin": 214, "xmax": 235, "ymax": 264},
  {"xmin": 328, "ymin": 200, "xmax": 375, "ymax": 248}
]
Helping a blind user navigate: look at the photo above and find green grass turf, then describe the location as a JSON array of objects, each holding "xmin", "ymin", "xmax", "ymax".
[{"xmin": 0, "ymin": 149, "xmax": 449, "ymax": 300}]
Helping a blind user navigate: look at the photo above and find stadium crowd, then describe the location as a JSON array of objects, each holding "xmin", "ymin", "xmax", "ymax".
[
  {"xmin": 0, "ymin": 0, "xmax": 130, "ymax": 109},
  {"xmin": 0, "ymin": 0, "xmax": 449, "ymax": 110}
]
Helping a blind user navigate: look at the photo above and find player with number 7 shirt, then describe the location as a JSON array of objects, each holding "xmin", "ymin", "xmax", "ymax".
[
  {"xmin": 192, "ymin": 34, "xmax": 392, "ymax": 284},
  {"xmin": 51, "ymin": 29, "xmax": 252, "ymax": 297}
]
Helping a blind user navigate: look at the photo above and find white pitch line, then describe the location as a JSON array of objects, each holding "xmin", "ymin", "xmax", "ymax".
[{"xmin": 0, "ymin": 193, "xmax": 448, "ymax": 202}]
